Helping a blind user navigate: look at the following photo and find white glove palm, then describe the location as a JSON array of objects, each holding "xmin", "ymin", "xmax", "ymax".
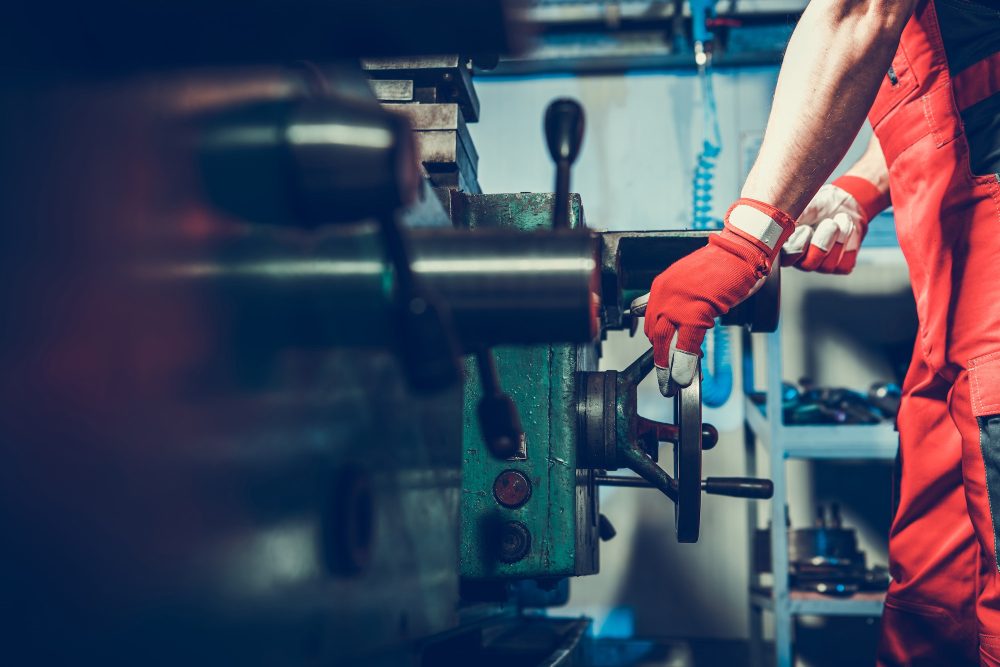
[{"xmin": 781, "ymin": 184, "xmax": 867, "ymax": 274}]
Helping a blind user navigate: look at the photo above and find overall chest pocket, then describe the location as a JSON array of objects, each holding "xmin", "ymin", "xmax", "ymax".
[{"xmin": 869, "ymin": 41, "xmax": 921, "ymax": 129}]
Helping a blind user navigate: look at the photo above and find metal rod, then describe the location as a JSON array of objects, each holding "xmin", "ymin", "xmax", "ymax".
[{"xmin": 594, "ymin": 474, "xmax": 653, "ymax": 488}]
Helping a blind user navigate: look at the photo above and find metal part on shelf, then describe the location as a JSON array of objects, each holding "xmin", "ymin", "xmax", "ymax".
[
  {"xmin": 753, "ymin": 504, "xmax": 890, "ymax": 598},
  {"xmin": 744, "ymin": 311, "xmax": 895, "ymax": 667}
]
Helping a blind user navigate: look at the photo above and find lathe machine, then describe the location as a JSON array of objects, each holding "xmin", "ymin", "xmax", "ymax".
[{"xmin": 0, "ymin": 3, "xmax": 778, "ymax": 665}]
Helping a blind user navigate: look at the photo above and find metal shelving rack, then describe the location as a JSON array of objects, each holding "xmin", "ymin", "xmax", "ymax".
[{"xmin": 742, "ymin": 319, "xmax": 898, "ymax": 667}]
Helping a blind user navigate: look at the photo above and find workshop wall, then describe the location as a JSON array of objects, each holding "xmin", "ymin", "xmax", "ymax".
[{"xmin": 471, "ymin": 70, "xmax": 911, "ymax": 646}]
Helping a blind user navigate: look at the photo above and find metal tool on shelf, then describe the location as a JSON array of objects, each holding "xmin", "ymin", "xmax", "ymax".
[{"xmin": 755, "ymin": 504, "xmax": 890, "ymax": 597}]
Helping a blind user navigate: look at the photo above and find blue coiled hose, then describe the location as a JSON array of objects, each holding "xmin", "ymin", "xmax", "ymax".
[{"xmin": 691, "ymin": 62, "xmax": 733, "ymax": 408}]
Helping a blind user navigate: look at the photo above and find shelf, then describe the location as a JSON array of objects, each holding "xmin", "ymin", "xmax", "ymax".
[
  {"xmin": 744, "ymin": 396, "xmax": 898, "ymax": 461},
  {"xmin": 751, "ymin": 589, "xmax": 885, "ymax": 617}
]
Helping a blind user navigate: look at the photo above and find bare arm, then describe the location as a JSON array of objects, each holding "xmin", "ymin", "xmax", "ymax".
[
  {"xmin": 741, "ymin": 0, "xmax": 913, "ymax": 218},
  {"xmin": 844, "ymin": 133, "xmax": 890, "ymax": 193}
]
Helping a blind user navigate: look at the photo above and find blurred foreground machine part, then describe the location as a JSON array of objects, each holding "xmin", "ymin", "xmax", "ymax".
[
  {"xmin": 0, "ymin": 5, "xmax": 778, "ymax": 665},
  {"xmin": 0, "ymin": 1, "xmax": 522, "ymax": 71}
]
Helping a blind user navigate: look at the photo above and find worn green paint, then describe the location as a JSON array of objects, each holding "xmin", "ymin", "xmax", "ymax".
[
  {"xmin": 452, "ymin": 192, "xmax": 584, "ymax": 231},
  {"xmin": 457, "ymin": 193, "xmax": 598, "ymax": 579}
]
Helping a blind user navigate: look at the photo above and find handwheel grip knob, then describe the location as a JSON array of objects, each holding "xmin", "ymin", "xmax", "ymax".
[
  {"xmin": 702, "ymin": 477, "xmax": 774, "ymax": 499},
  {"xmin": 702, "ymin": 423, "xmax": 719, "ymax": 450}
]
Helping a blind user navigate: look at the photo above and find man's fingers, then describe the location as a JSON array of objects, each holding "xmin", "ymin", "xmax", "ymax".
[
  {"xmin": 674, "ymin": 323, "xmax": 707, "ymax": 356},
  {"xmin": 818, "ymin": 242, "xmax": 846, "ymax": 273},
  {"xmin": 817, "ymin": 214, "xmax": 854, "ymax": 273},
  {"xmin": 835, "ymin": 249, "xmax": 859, "ymax": 274},
  {"xmin": 797, "ymin": 218, "xmax": 841, "ymax": 271},
  {"xmin": 833, "ymin": 215, "xmax": 865, "ymax": 275},
  {"xmin": 655, "ymin": 329, "xmax": 702, "ymax": 397},
  {"xmin": 651, "ymin": 316, "xmax": 675, "ymax": 368},
  {"xmin": 664, "ymin": 325, "xmax": 705, "ymax": 394},
  {"xmin": 781, "ymin": 226, "xmax": 812, "ymax": 266},
  {"xmin": 652, "ymin": 318, "xmax": 677, "ymax": 396},
  {"xmin": 655, "ymin": 366, "xmax": 673, "ymax": 397},
  {"xmin": 669, "ymin": 348, "xmax": 701, "ymax": 390}
]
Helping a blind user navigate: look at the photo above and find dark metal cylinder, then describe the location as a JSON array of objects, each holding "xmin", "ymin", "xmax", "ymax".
[
  {"xmin": 141, "ymin": 226, "xmax": 601, "ymax": 350},
  {"xmin": 414, "ymin": 228, "xmax": 600, "ymax": 345}
]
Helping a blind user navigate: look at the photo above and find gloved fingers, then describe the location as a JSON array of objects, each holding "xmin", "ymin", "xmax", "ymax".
[
  {"xmin": 843, "ymin": 213, "xmax": 865, "ymax": 253},
  {"xmin": 651, "ymin": 318, "xmax": 678, "ymax": 396},
  {"xmin": 654, "ymin": 329, "xmax": 702, "ymax": 397},
  {"xmin": 817, "ymin": 242, "xmax": 846, "ymax": 273},
  {"xmin": 834, "ymin": 213, "xmax": 867, "ymax": 274},
  {"xmin": 629, "ymin": 292, "xmax": 649, "ymax": 317},
  {"xmin": 781, "ymin": 226, "xmax": 813, "ymax": 266},
  {"xmin": 669, "ymin": 326, "xmax": 704, "ymax": 390},
  {"xmin": 797, "ymin": 217, "xmax": 842, "ymax": 271},
  {"xmin": 834, "ymin": 249, "xmax": 859, "ymax": 274},
  {"xmin": 817, "ymin": 213, "xmax": 854, "ymax": 273}
]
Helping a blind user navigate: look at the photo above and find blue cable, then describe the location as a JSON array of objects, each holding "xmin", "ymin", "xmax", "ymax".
[{"xmin": 691, "ymin": 60, "xmax": 733, "ymax": 409}]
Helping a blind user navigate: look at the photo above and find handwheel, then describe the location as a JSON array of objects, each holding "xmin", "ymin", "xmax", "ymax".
[
  {"xmin": 579, "ymin": 348, "xmax": 773, "ymax": 543},
  {"xmin": 673, "ymin": 372, "xmax": 702, "ymax": 542}
]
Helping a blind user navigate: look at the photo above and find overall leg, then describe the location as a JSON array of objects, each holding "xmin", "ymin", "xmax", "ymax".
[
  {"xmin": 950, "ymin": 369, "xmax": 1000, "ymax": 666},
  {"xmin": 878, "ymin": 354, "xmax": 978, "ymax": 666}
]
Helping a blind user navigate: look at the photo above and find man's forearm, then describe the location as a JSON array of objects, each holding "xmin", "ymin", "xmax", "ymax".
[
  {"xmin": 741, "ymin": 0, "xmax": 914, "ymax": 219},
  {"xmin": 844, "ymin": 133, "xmax": 890, "ymax": 194}
]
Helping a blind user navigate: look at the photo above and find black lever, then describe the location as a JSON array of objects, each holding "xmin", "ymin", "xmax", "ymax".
[
  {"xmin": 544, "ymin": 98, "xmax": 585, "ymax": 230},
  {"xmin": 702, "ymin": 477, "xmax": 774, "ymax": 499},
  {"xmin": 380, "ymin": 214, "xmax": 461, "ymax": 392},
  {"xmin": 596, "ymin": 475, "xmax": 773, "ymax": 500},
  {"xmin": 476, "ymin": 348, "xmax": 524, "ymax": 459}
]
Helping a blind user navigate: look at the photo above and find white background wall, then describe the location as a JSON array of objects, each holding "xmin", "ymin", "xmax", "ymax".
[{"xmin": 470, "ymin": 70, "xmax": 913, "ymax": 644}]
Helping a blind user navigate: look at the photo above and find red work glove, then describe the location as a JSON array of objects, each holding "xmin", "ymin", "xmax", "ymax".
[
  {"xmin": 631, "ymin": 199, "xmax": 795, "ymax": 396},
  {"xmin": 780, "ymin": 175, "xmax": 890, "ymax": 274}
]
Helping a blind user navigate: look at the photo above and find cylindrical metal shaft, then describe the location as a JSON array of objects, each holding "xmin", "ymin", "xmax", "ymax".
[{"xmin": 140, "ymin": 226, "xmax": 601, "ymax": 350}]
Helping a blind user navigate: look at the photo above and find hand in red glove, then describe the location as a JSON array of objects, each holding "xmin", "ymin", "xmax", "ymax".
[
  {"xmin": 780, "ymin": 175, "xmax": 890, "ymax": 274},
  {"xmin": 631, "ymin": 199, "xmax": 795, "ymax": 396}
]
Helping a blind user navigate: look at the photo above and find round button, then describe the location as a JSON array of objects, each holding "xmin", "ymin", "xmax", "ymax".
[
  {"xmin": 493, "ymin": 469, "xmax": 532, "ymax": 509},
  {"xmin": 498, "ymin": 521, "xmax": 532, "ymax": 564}
]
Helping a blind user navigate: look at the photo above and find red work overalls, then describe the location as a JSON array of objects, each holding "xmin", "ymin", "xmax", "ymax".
[{"xmin": 872, "ymin": 1, "xmax": 1000, "ymax": 665}]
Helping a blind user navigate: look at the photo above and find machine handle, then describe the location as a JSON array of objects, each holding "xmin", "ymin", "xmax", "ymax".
[
  {"xmin": 476, "ymin": 349, "xmax": 524, "ymax": 459},
  {"xmin": 596, "ymin": 473, "xmax": 774, "ymax": 501},
  {"xmin": 544, "ymin": 98, "xmax": 585, "ymax": 230},
  {"xmin": 702, "ymin": 477, "xmax": 774, "ymax": 499}
]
